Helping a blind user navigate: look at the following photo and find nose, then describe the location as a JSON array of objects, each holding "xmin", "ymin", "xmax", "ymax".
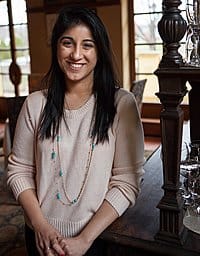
[{"xmin": 70, "ymin": 45, "xmax": 82, "ymax": 60}]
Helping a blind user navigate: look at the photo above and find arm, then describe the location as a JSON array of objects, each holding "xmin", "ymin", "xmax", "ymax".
[
  {"xmin": 7, "ymin": 94, "xmax": 64, "ymax": 256},
  {"xmin": 59, "ymin": 200, "xmax": 118, "ymax": 256},
  {"xmin": 18, "ymin": 189, "xmax": 65, "ymax": 256},
  {"xmin": 105, "ymin": 92, "xmax": 145, "ymax": 215},
  {"xmin": 79, "ymin": 200, "xmax": 118, "ymax": 242}
]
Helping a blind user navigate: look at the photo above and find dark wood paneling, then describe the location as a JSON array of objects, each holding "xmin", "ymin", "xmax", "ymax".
[
  {"xmin": 28, "ymin": 0, "xmax": 120, "ymax": 13},
  {"xmin": 0, "ymin": 97, "xmax": 9, "ymax": 122},
  {"xmin": 142, "ymin": 102, "xmax": 189, "ymax": 121}
]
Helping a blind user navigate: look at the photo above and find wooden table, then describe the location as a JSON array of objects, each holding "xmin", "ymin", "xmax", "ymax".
[{"xmin": 100, "ymin": 124, "xmax": 200, "ymax": 255}]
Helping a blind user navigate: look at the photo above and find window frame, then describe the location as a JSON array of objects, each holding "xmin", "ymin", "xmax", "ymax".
[
  {"xmin": 0, "ymin": 0, "xmax": 30, "ymax": 97},
  {"xmin": 129, "ymin": 0, "xmax": 189, "ymax": 135}
]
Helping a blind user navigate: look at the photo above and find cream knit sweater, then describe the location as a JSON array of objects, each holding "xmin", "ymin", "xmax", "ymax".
[{"xmin": 7, "ymin": 88, "xmax": 145, "ymax": 237}]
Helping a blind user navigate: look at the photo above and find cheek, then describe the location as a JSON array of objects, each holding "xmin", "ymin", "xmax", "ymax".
[
  {"xmin": 90, "ymin": 52, "xmax": 97, "ymax": 66},
  {"xmin": 57, "ymin": 49, "xmax": 68, "ymax": 67},
  {"xmin": 57, "ymin": 47, "xmax": 69, "ymax": 58}
]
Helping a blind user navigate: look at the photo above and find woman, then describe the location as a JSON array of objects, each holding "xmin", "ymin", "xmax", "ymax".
[{"xmin": 7, "ymin": 6, "xmax": 145, "ymax": 256}]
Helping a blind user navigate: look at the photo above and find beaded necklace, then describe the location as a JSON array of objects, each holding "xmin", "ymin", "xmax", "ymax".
[{"xmin": 51, "ymin": 134, "xmax": 95, "ymax": 206}]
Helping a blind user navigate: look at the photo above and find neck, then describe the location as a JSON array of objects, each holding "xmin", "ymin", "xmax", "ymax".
[
  {"xmin": 64, "ymin": 79, "xmax": 93, "ymax": 110},
  {"xmin": 64, "ymin": 89, "xmax": 93, "ymax": 110},
  {"xmin": 65, "ymin": 77, "xmax": 93, "ymax": 97}
]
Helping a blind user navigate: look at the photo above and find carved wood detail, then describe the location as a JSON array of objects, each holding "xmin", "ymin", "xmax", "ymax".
[
  {"xmin": 158, "ymin": 0, "xmax": 187, "ymax": 67},
  {"xmin": 155, "ymin": 0, "xmax": 190, "ymax": 245},
  {"xmin": 155, "ymin": 83, "xmax": 188, "ymax": 244},
  {"xmin": 154, "ymin": 67, "xmax": 200, "ymax": 247}
]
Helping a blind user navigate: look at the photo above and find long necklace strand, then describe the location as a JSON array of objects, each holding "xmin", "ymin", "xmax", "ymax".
[{"xmin": 52, "ymin": 135, "xmax": 95, "ymax": 205}]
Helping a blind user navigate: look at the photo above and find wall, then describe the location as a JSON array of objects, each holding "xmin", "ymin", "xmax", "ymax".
[
  {"xmin": 26, "ymin": 1, "xmax": 125, "ymax": 91},
  {"xmin": 121, "ymin": 0, "xmax": 131, "ymax": 90},
  {"xmin": 97, "ymin": 5, "xmax": 122, "ymax": 84},
  {"xmin": 27, "ymin": 1, "xmax": 51, "ymax": 74}
]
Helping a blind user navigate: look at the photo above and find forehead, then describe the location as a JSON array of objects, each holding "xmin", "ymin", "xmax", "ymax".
[{"xmin": 61, "ymin": 23, "xmax": 94, "ymax": 39}]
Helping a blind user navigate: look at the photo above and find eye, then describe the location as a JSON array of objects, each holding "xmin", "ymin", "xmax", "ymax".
[
  {"xmin": 83, "ymin": 42, "xmax": 95, "ymax": 50},
  {"xmin": 61, "ymin": 39, "xmax": 73, "ymax": 47}
]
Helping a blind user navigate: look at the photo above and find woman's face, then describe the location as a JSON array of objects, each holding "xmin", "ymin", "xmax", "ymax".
[{"xmin": 57, "ymin": 23, "xmax": 97, "ymax": 85}]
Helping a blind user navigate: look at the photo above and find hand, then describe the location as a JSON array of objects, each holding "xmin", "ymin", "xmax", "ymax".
[
  {"xmin": 58, "ymin": 235, "xmax": 93, "ymax": 256},
  {"xmin": 34, "ymin": 219, "xmax": 65, "ymax": 256}
]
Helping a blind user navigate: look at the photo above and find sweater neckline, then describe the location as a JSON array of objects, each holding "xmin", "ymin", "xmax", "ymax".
[{"xmin": 64, "ymin": 94, "xmax": 95, "ymax": 118}]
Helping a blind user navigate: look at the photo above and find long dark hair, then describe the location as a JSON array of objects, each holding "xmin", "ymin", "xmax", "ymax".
[{"xmin": 39, "ymin": 6, "xmax": 120, "ymax": 143}]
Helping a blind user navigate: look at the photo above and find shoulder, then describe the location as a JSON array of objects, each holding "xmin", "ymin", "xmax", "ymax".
[
  {"xmin": 25, "ymin": 90, "xmax": 47, "ymax": 110},
  {"xmin": 115, "ymin": 88, "xmax": 137, "ymax": 110},
  {"xmin": 21, "ymin": 90, "xmax": 47, "ymax": 121},
  {"xmin": 26, "ymin": 90, "xmax": 46, "ymax": 104},
  {"xmin": 112, "ymin": 88, "xmax": 142, "ymax": 135}
]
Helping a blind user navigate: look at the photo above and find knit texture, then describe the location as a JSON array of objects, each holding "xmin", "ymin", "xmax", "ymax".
[{"xmin": 7, "ymin": 88, "xmax": 145, "ymax": 237}]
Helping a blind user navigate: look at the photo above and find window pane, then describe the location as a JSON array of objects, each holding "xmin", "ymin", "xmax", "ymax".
[
  {"xmin": 0, "ymin": 26, "xmax": 10, "ymax": 50},
  {"xmin": 20, "ymin": 74, "xmax": 29, "ymax": 96},
  {"xmin": 134, "ymin": 13, "xmax": 163, "ymax": 44},
  {"xmin": 135, "ymin": 43, "xmax": 163, "ymax": 55},
  {"xmin": 0, "ymin": 52, "xmax": 11, "ymax": 73},
  {"xmin": 11, "ymin": 0, "xmax": 27, "ymax": 24},
  {"xmin": 16, "ymin": 51, "xmax": 30, "ymax": 74},
  {"xmin": 14, "ymin": 24, "xmax": 29, "ymax": 49},
  {"xmin": 0, "ymin": 1, "xmax": 9, "ymax": 25},
  {"xmin": 134, "ymin": 0, "xmax": 162, "ymax": 13},
  {"xmin": 134, "ymin": 0, "xmax": 188, "ymax": 103},
  {"xmin": 134, "ymin": 0, "xmax": 186, "ymax": 13},
  {"xmin": 0, "ymin": 74, "xmax": 29, "ymax": 97},
  {"xmin": 135, "ymin": 45, "xmax": 162, "ymax": 73},
  {"xmin": 180, "ymin": 0, "xmax": 187, "ymax": 11},
  {"xmin": 0, "ymin": 74, "xmax": 15, "ymax": 97}
]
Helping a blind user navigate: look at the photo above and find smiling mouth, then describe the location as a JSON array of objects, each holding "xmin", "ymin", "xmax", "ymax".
[{"xmin": 69, "ymin": 63, "xmax": 84, "ymax": 70}]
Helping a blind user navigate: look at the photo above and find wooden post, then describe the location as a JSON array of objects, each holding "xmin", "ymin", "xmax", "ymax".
[
  {"xmin": 154, "ymin": 0, "xmax": 188, "ymax": 244},
  {"xmin": 158, "ymin": 0, "xmax": 187, "ymax": 67}
]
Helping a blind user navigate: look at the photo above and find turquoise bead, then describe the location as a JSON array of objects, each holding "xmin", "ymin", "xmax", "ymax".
[
  {"xmin": 59, "ymin": 170, "xmax": 63, "ymax": 176},
  {"xmin": 51, "ymin": 151, "xmax": 56, "ymax": 159},
  {"xmin": 72, "ymin": 198, "xmax": 77, "ymax": 204},
  {"xmin": 56, "ymin": 193, "xmax": 61, "ymax": 200}
]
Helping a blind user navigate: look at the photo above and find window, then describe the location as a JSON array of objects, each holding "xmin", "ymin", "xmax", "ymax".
[
  {"xmin": 133, "ymin": 0, "xmax": 188, "ymax": 103},
  {"xmin": 0, "ymin": 0, "xmax": 30, "ymax": 97}
]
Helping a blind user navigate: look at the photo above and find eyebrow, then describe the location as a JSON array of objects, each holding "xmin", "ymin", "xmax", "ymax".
[{"xmin": 59, "ymin": 36, "xmax": 95, "ymax": 43}]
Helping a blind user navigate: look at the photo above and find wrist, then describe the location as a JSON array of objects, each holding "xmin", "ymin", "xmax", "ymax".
[
  {"xmin": 29, "ymin": 213, "xmax": 47, "ymax": 231},
  {"xmin": 78, "ymin": 232, "xmax": 94, "ymax": 248}
]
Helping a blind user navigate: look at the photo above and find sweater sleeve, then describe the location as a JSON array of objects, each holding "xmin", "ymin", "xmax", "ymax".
[
  {"xmin": 105, "ymin": 91, "xmax": 145, "ymax": 216},
  {"xmin": 7, "ymin": 92, "xmax": 42, "ymax": 200}
]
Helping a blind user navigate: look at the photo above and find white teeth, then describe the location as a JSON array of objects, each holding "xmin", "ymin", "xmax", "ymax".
[{"xmin": 70, "ymin": 63, "xmax": 82, "ymax": 68}]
